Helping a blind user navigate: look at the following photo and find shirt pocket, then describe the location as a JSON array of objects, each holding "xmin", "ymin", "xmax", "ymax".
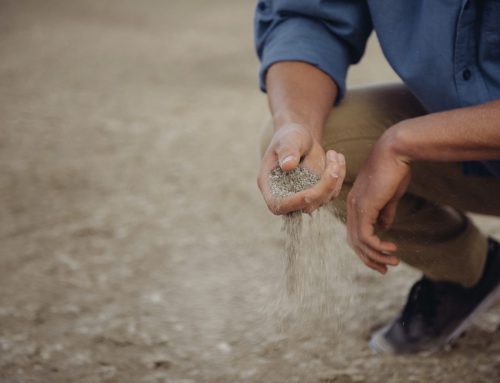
[{"xmin": 482, "ymin": 0, "xmax": 500, "ymax": 59}]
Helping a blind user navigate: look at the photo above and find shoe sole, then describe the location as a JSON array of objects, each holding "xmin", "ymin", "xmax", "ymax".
[
  {"xmin": 446, "ymin": 280, "xmax": 500, "ymax": 344},
  {"xmin": 369, "ymin": 281, "xmax": 500, "ymax": 355}
]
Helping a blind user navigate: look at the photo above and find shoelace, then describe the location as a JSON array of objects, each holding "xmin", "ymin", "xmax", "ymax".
[{"xmin": 401, "ymin": 278, "xmax": 438, "ymax": 331}]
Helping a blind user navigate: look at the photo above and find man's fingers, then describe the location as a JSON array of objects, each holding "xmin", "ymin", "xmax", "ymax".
[
  {"xmin": 323, "ymin": 150, "xmax": 346, "ymax": 199},
  {"xmin": 330, "ymin": 152, "xmax": 346, "ymax": 198},
  {"xmin": 378, "ymin": 200, "xmax": 398, "ymax": 229},
  {"xmin": 347, "ymin": 202, "xmax": 380, "ymax": 272},
  {"xmin": 301, "ymin": 151, "xmax": 346, "ymax": 213},
  {"xmin": 348, "ymin": 214, "xmax": 391, "ymax": 273},
  {"xmin": 362, "ymin": 230, "xmax": 398, "ymax": 253},
  {"xmin": 358, "ymin": 243, "xmax": 400, "ymax": 266},
  {"xmin": 347, "ymin": 194, "xmax": 397, "ymax": 274},
  {"xmin": 356, "ymin": 250, "xmax": 388, "ymax": 274},
  {"xmin": 358, "ymin": 213, "xmax": 397, "ymax": 253},
  {"xmin": 377, "ymin": 173, "xmax": 410, "ymax": 229},
  {"xmin": 276, "ymin": 192, "xmax": 308, "ymax": 214}
]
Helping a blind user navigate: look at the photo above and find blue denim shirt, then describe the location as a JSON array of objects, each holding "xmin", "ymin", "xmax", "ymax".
[{"xmin": 254, "ymin": 0, "xmax": 500, "ymax": 178}]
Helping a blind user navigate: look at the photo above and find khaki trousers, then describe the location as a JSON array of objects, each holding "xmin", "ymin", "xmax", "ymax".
[{"xmin": 262, "ymin": 84, "xmax": 500, "ymax": 287}]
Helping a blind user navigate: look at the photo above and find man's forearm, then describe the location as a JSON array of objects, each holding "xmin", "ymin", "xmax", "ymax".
[
  {"xmin": 266, "ymin": 62, "xmax": 338, "ymax": 141},
  {"xmin": 388, "ymin": 100, "xmax": 500, "ymax": 162}
]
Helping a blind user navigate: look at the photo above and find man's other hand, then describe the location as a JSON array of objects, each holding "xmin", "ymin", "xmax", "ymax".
[{"xmin": 346, "ymin": 129, "xmax": 410, "ymax": 274}]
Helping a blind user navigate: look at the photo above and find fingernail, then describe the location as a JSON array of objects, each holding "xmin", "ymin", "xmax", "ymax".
[
  {"xmin": 279, "ymin": 155, "xmax": 294, "ymax": 167},
  {"xmin": 338, "ymin": 154, "xmax": 345, "ymax": 164},
  {"xmin": 327, "ymin": 151, "xmax": 336, "ymax": 162}
]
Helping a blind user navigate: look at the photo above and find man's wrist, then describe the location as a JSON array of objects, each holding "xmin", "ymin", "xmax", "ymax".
[
  {"xmin": 379, "ymin": 122, "xmax": 414, "ymax": 164},
  {"xmin": 272, "ymin": 116, "xmax": 323, "ymax": 142}
]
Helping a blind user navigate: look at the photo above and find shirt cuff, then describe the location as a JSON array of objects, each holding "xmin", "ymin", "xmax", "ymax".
[{"xmin": 259, "ymin": 17, "xmax": 352, "ymax": 103}]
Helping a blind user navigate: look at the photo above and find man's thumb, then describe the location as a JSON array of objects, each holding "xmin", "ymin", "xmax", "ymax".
[{"xmin": 276, "ymin": 146, "xmax": 300, "ymax": 171}]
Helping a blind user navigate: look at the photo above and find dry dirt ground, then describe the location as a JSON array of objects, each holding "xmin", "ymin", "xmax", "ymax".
[{"xmin": 1, "ymin": 1, "xmax": 500, "ymax": 382}]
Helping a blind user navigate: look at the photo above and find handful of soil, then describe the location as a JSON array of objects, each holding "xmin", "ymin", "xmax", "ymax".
[{"xmin": 269, "ymin": 167, "xmax": 320, "ymax": 198}]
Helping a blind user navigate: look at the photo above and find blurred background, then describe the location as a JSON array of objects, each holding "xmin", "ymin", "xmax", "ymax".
[{"xmin": 1, "ymin": 1, "xmax": 500, "ymax": 382}]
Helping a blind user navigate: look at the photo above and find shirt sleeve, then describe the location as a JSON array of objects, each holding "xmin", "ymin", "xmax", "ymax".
[{"xmin": 254, "ymin": 0, "xmax": 373, "ymax": 102}]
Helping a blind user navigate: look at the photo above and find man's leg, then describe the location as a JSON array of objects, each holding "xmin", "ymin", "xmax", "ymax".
[
  {"xmin": 323, "ymin": 84, "xmax": 500, "ymax": 353},
  {"xmin": 260, "ymin": 83, "xmax": 500, "ymax": 353},
  {"xmin": 321, "ymin": 83, "xmax": 500, "ymax": 287}
]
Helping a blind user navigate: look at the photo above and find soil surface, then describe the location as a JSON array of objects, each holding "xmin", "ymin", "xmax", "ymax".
[{"xmin": 1, "ymin": 1, "xmax": 500, "ymax": 382}]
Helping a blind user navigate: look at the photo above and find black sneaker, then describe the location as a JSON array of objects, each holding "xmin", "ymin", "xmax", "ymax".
[{"xmin": 370, "ymin": 238, "xmax": 500, "ymax": 354}]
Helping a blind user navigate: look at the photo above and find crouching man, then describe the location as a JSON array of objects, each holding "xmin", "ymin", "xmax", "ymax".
[{"xmin": 254, "ymin": 0, "xmax": 500, "ymax": 353}]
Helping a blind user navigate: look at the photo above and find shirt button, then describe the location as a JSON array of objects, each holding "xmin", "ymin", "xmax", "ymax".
[
  {"xmin": 258, "ymin": 1, "xmax": 267, "ymax": 11},
  {"xmin": 463, "ymin": 69, "xmax": 471, "ymax": 81}
]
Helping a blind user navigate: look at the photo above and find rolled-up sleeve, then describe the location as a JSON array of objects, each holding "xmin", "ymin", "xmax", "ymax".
[{"xmin": 254, "ymin": 0, "xmax": 372, "ymax": 102}]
